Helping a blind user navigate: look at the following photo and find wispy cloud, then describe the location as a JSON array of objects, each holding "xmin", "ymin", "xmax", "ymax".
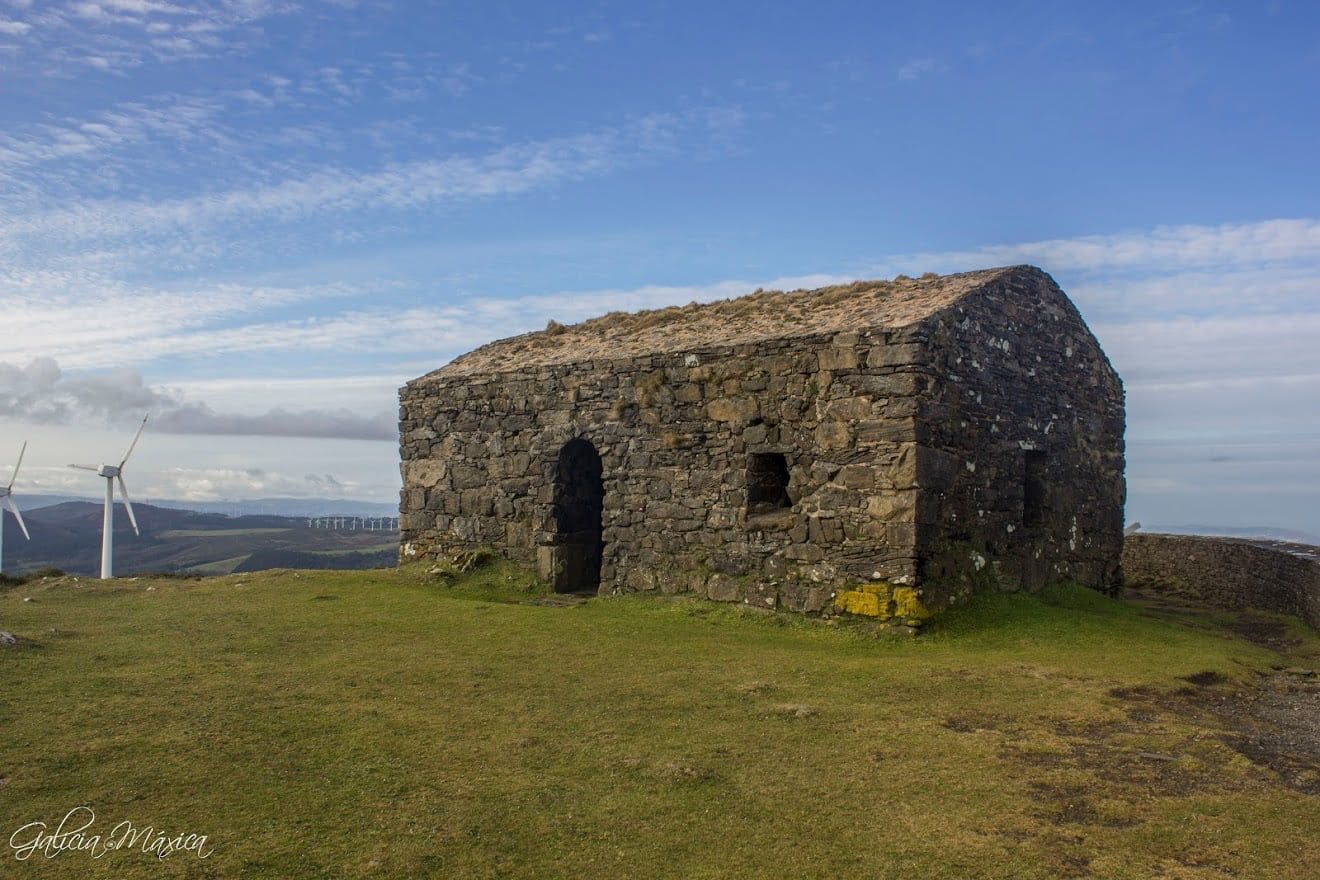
[
  {"xmin": 0, "ymin": 273, "xmax": 385, "ymax": 368},
  {"xmin": 22, "ymin": 460, "xmax": 382, "ymax": 503},
  {"xmin": 0, "ymin": 356, "xmax": 392, "ymax": 440},
  {"xmin": 0, "ymin": 92, "xmax": 225, "ymax": 184},
  {"xmin": 894, "ymin": 218, "xmax": 1320, "ymax": 277},
  {"xmin": 0, "ymin": 109, "xmax": 738, "ymax": 268},
  {"xmin": 140, "ymin": 465, "xmax": 367, "ymax": 502},
  {"xmin": 897, "ymin": 57, "xmax": 941, "ymax": 80},
  {"xmin": 1, "ymin": 0, "xmax": 303, "ymax": 72},
  {"xmin": 5, "ymin": 218, "xmax": 1318, "ymax": 384}
]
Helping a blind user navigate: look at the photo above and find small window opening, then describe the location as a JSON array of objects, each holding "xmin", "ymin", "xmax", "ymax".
[
  {"xmin": 747, "ymin": 452, "xmax": 791, "ymax": 515},
  {"xmin": 1023, "ymin": 451, "xmax": 1047, "ymax": 527}
]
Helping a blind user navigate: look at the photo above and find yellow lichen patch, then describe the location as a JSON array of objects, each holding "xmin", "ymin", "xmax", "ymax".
[
  {"xmin": 892, "ymin": 587, "xmax": 932, "ymax": 622},
  {"xmin": 834, "ymin": 582, "xmax": 894, "ymax": 618}
]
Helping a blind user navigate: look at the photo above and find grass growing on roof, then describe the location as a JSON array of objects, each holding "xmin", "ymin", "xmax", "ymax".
[{"xmin": 0, "ymin": 561, "xmax": 1316, "ymax": 879}]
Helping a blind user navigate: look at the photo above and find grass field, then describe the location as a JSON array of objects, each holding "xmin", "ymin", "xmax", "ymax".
[
  {"xmin": 1, "ymin": 563, "xmax": 1317, "ymax": 879},
  {"xmin": 180, "ymin": 555, "xmax": 251, "ymax": 576}
]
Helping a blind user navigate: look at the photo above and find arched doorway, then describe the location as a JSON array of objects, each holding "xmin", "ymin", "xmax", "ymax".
[{"xmin": 550, "ymin": 437, "xmax": 604, "ymax": 593}]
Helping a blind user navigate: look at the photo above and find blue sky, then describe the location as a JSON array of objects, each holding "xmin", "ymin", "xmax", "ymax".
[{"xmin": 1, "ymin": 0, "xmax": 1318, "ymax": 534}]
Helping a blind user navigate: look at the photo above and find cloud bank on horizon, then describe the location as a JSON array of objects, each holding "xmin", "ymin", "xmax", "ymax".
[{"xmin": 1, "ymin": 1, "xmax": 1317, "ymax": 532}]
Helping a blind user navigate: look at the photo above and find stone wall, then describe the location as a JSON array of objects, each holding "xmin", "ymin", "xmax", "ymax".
[
  {"xmin": 399, "ymin": 329, "xmax": 933, "ymax": 612},
  {"xmin": 1123, "ymin": 534, "xmax": 1320, "ymax": 629},
  {"xmin": 916, "ymin": 271, "xmax": 1127, "ymax": 604}
]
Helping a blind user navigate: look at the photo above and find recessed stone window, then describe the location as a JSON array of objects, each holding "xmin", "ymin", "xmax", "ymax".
[
  {"xmin": 747, "ymin": 452, "xmax": 791, "ymax": 516},
  {"xmin": 1023, "ymin": 451, "xmax": 1047, "ymax": 527}
]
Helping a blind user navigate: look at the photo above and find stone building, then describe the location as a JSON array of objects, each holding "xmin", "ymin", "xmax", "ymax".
[{"xmin": 399, "ymin": 265, "xmax": 1124, "ymax": 624}]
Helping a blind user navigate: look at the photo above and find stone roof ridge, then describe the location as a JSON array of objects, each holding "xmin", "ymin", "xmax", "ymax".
[{"xmin": 418, "ymin": 264, "xmax": 1046, "ymax": 380}]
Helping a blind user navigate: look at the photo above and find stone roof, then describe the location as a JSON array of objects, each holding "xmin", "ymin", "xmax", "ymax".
[{"xmin": 422, "ymin": 265, "xmax": 1035, "ymax": 379}]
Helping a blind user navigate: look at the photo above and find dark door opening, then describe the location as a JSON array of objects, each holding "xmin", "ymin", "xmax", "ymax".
[{"xmin": 551, "ymin": 438, "xmax": 604, "ymax": 593}]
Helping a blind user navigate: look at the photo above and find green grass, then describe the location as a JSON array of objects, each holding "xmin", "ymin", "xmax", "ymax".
[
  {"xmin": 304, "ymin": 543, "xmax": 400, "ymax": 557},
  {"xmin": 181, "ymin": 554, "xmax": 251, "ymax": 575},
  {"xmin": 0, "ymin": 563, "xmax": 1317, "ymax": 879}
]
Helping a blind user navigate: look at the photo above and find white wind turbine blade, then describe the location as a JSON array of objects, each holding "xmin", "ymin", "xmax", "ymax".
[
  {"xmin": 69, "ymin": 464, "xmax": 99, "ymax": 471},
  {"xmin": 120, "ymin": 414, "xmax": 149, "ymax": 468},
  {"xmin": 117, "ymin": 476, "xmax": 140, "ymax": 536},
  {"xmin": 8, "ymin": 441, "xmax": 24, "ymax": 491},
  {"xmin": 5, "ymin": 495, "xmax": 30, "ymax": 541}
]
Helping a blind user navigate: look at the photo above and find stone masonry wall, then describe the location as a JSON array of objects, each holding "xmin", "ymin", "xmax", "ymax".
[
  {"xmin": 1123, "ymin": 534, "xmax": 1320, "ymax": 629},
  {"xmin": 399, "ymin": 329, "xmax": 932, "ymax": 612},
  {"xmin": 915, "ymin": 273, "xmax": 1126, "ymax": 605}
]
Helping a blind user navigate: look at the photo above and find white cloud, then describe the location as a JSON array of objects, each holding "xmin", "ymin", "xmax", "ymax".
[
  {"xmin": 17, "ymin": 452, "xmax": 394, "ymax": 504},
  {"xmin": 5, "ymin": 218, "xmax": 1319, "ymax": 394},
  {"xmin": 0, "ymin": 111, "xmax": 727, "ymax": 263},
  {"xmin": 79, "ymin": 272, "xmax": 859, "ymax": 369},
  {"xmin": 1067, "ymin": 265, "xmax": 1320, "ymax": 322},
  {"xmin": 0, "ymin": 93, "xmax": 224, "ymax": 181},
  {"xmin": 1097, "ymin": 311, "xmax": 1320, "ymax": 385},
  {"xmin": 0, "ymin": 356, "xmax": 393, "ymax": 440},
  {"xmin": 168, "ymin": 374, "xmax": 403, "ymax": 411},
  {"xmin": 0, "ymin": 272, "xmax": 381, "ymax": 368},
  {"xmin": 897, "ymin": 57, "xmax": 940, "ymax": 80},
  {"xmin": 144, "ymin": 465, "xmax": 363, "ymax": 502},
  {"xmin": 896, "ymin": 218, "xmax": 1320, "ymax": 276},
  {"xmin": 1, "ymin": 0, "xmax": 302, "ymax": 73}
]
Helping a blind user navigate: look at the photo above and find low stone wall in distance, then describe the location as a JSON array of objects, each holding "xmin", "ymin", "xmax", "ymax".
[{"xmin": 1123, "ymin": 533, "xmax": 1320, "ymax": 629}]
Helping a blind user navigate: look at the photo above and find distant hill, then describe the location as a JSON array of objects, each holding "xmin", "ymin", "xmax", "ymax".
[
  {"xmin": 2, "ymin": 501, "xmax": 397, "ymax": 577},
  {"xmin": 11, "ymin": 494, "xmax": 399, "ymax": 518}
]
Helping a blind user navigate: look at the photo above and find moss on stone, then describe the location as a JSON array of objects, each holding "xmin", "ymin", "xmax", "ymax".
[
  {"xmin": 892, "ymin": 586, "xmax": 932, "ymax": 622},
  {"xmin": 834, "ymin": 581, "xmax": 895, "ymax": 619}
]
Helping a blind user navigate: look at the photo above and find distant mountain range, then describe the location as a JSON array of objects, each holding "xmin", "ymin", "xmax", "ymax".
[
  {"xmin": 11, "ymin": 494, "xmax": 398, "ymax": 518},
  {"xmin": 1, "ymin": 501, "xmax": 398, "ymax": 578}
]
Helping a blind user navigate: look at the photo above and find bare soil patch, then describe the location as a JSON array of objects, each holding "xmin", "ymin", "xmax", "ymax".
[{"xmin": 1116, "ymin": 595, "xmax": 1320, "ymax": 792}]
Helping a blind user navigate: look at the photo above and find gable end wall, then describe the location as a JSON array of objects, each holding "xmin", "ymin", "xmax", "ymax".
[{"xmin": 915, "ymin": 272, "xmax": 1126, "ymax": 605}]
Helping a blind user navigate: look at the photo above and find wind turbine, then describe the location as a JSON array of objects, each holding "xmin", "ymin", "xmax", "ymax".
[
  {"xmin": 0, "ymin": 442, "xmax": 31, "ymax": 575},
  {"xmin": 69, "ymin": 416, "xmax": 148, "ymax": 579}
]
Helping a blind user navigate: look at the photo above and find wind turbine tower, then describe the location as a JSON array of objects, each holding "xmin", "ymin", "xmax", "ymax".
[
  {"xmin": 69, "ymin": 416, "xmax": 149, "ymax": 579},
  {"xmin": 0, "ymin": 442, "xmax": 31, "ymax": 575}
]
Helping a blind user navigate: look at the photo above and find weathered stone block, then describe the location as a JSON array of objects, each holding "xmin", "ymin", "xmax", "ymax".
[
  {"xmin": 836, "ymin": 464, "xmax": 880, "ymax": 490},
  {"xmin": 867, "ymin": 342, "xmax": 924, "ymax": 367},
  {"xmin": 675, "ymin": 383, "xmax": 703, "ymax": 403},
  {"xmin": 707, "ymin": 396, "xmax": 759, "ymax": 423},
  {"xmin": 405, "ymin": 459, "xmax": 447, "ymax": 488},
  {"xmin": 818, "ymin": 347, "xmax": 859, "ymax": 370},
  {"xmin": 707, "ymin": 574, "xmax": 739, "ymax": 602},
  {"xmin": 815, "ymin": 422, "xmax": 851, "ymax": 449},
  {"xmin": 450, "ymin": 464, "xmax": 487, "ymax": 490},
  {"xmin": 867, "ymin": 490, "xmax": 917, "ymax": 521},
  {"xmin": 824, "ymin": 396, "xmax": 872, "ymax": 420}
]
